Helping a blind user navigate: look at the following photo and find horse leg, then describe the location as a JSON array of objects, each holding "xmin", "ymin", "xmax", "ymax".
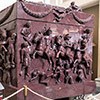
[
  {"xmin": 42, "ymin": 52, "xmax": 52, "ymax": 71},
  {"xmin": 0, "ymin": 69, "xmax": 3, "ymax": 82},
  {"xmin": 39, "ymin": 58, "xmax": 45, "ymax": 69}
]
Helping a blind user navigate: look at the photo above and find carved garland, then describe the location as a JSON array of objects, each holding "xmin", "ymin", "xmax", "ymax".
[
  {"xmin": 20, "ymin": 1, "xmax": 52, "ymax": 18},
  {"xmin": 72, "ymin": 12, "xmax": 93, "ymax": 24},
  {"xmin": 20, "ymin": 1, "xmax": 93, "ymax": 24},
  {"xmin": 0, "ymin": 4, "xmax": 14, "ymax": 25}
]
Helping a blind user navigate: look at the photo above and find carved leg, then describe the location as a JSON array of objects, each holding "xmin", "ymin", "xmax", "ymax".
[
  {"xmin": 19, "ymin": 65, "xmax": 24, "ymax": 76},
  {"xmin": 50, "ymin": 57, "xmax": 55, "ymax": 68},
  {"xmin": 11, "ymin": 53, "xmax": 15, "ymax": 64},
  {"xmin": 3, "ymin": 70, "xmax": 7, "ymax": 83},
  {"xmin": 6, "ymin": 54, "xmax": 10, "ymax": 64},
  {"xmin": 7, "ymin": 71, "xmax": 11, "ymax": 85},
  {"xmin": 39, "ymin": 58, "xmax": 45, "ymax": 69},
  {"xmin": 24, "ymin": 66, "xmax": 29, "ymax": 80},
  {"xmin": 83, "ymin": 69, "xmax": 87, "ymax": 79},
  {"xmin": 0, "ymin": 69, "xmax": 3, "ymax": 82},
  {"xmin": 3, "ymin": 70, "xmax": 11, "ymax": 85},
  {"xmin": 54, "ymin": 73, "xmax": 61, "ymax": 84}
]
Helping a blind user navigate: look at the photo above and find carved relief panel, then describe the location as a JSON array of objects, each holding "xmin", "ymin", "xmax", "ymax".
[
  {"xmin": 16, "ymin": 1, "xmax": 95, "ymax": 99},
  {"xmin": 18, "ymin": 22, "xmax": 93, "ymax": 84},
  {"xmin": 0, "ymin": 28, "xmax": 16, "ymax": 86},
  {"xmin": 0, "ymin": 1, "xmax": 95, "ymax": 100}
]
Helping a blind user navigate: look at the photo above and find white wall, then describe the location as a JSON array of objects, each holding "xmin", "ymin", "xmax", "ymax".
[
  {"xmin": 60, "ymin": 0, "xmax": 99, "ymax": 9},
  {"xmin": 0, "ymin": 0, "xmax": 46, "ymax": 11},
  {"xmin": 0, "ymin": 0, "xmax": 99, "ymax": 11},
  {"xmin": 0, "ymin": 0, "xmax": 16, "ymax": 11}
]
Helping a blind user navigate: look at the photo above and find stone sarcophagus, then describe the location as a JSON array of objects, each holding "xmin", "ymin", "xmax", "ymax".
[{"xmin": 0, "ymin": 1, "xmax": 95, "ymax": 100}]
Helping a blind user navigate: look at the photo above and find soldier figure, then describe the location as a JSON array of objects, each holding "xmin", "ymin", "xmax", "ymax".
[
  {"xmin": 6, "ymin": 32, "xmax": 16, "ymax": 65},
  {"xmin": 19, "ymin": 42, "xmax": 30, "ymax": 79},
  {"xmin": 64, "ymin": 69, "xmax": 73, "ymax": 84},
  {"xmin": 3, "ymin": 63, "xmax": 12, "ymax": 85},
  {"xmin": 21, "ymin": 21, "xmax": 31, "ymax": 37}
]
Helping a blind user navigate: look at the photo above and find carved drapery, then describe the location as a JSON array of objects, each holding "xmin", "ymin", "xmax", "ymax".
[{"xmin": 72, "ymin": 13, "xmax": 93, "ymax": 24}]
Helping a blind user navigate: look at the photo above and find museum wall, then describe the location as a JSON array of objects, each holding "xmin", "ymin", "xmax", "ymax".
[{"xmin": 83, "ymin": 5, "xmax": 99, "ymax": 79}]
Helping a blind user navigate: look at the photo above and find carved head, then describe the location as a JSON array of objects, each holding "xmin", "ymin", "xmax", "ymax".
[
  {"xmin": 18, "ymin": 0, "xmax": 25, "ymax": 1},
  {"xmin": 81, "ymin": 34, "xmax": 88, "ymax": 41},
  {"xmin": 71, "ymin": 2, "xmax": 75, "ymax": 6},
  {"xmin": 56, "ymin": 35, "xmax": 63, "ymax": 45},
  {"xmin": 11, "ymin": 32, "xmax": 16, "ymax": 39},
  {"xmin": 0, "ymin": 28, "xmax": 7, "ymax": 41},
  {"xmin": 83, "ymin": 29, "xmax": 91, "ymax": 34},
  {"xmin": 21, "ymin": 42, "xmax": 29, "ymax": 48},
  {"xmin": 24, "ymin": 21, "xmax": 31, "ymax": 28},
  {"xmin": 76, "ymin": 50, "xmax": 82, "ymax": 59},
  {"xmin": 64, "ymin": 34, "xmax": 71, "ymax": 40},
  {"xmin": 45, "ymin": 27, "xmax": 52, "ymax": 36}
]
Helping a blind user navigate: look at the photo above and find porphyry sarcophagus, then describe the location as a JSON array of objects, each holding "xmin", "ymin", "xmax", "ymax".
[{"xmin": 0, "ymin": 1, "xmax": 95, "ymax": 100}]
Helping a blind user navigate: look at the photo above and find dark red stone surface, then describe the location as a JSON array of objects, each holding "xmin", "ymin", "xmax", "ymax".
[{"xmin": 0, "ymin": 1, "xmax": 95, "ymax": 100}]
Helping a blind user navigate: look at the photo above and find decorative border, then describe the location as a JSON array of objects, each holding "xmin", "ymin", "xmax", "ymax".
[{"xmin": 20, "ymin": 1, "xmax": 93, "ymax": 24}]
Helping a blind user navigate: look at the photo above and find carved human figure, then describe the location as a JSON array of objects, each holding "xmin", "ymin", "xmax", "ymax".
[
  {"xmin": 52, "ymin": 66, "xmax": 62, "ymax": 84},
  {"xmin": 0, "ymin": 28, "xmax": 7, "ymax": 62},
  {"xmin": 77, "ymin": 33, "xmax": 89, "ymax": 57},
  {"xmin": 3, "ymin": 63, "xmax": 12, "ymax": 85},
  {"xmin": 29, "ymin": 69, "xmax": 39, "ymax": 82},
  {"xmin": 0, "ymin": 55, "xmax": 4, "ymax": 82},
  {"xmin": 31, "ymin": 29, "xmax": 53, "ymax": 69},
  {"xmin": 82, "ymin": 53, "xmax": 92, "ymax": 75},
  {"xmin": 44, "ymin": 29, "xmax": 57, "ymax": 70},
  {"xmin": 56, "ymin": 46, "xmax": 66, "ymax": 69},
  {"xmin": 56, "ymin": 45, "xmax": 66, "ymax": 59},
  {"xmin": 56, "ymin": 35, "xmax": 64, "ymax": 46},
  {"xmin": 38, "ymin": 71, "xmax": 48, "ymax": 86},
  {"xmin": 44, "ymin": 33, "xmax": 56, "ymax": 70},
  {"xmin": 64, "ymin": 69, "xmax": 73, "ymax": 84},
  {"xmin": 32, "ymin": 32, "xmax": 43, "ymax": 46},
  {"xmin": 53, "ymin": 2, "xmax": 82, "ymax": 22},
  {"xmin": 69, "ymin": 2, "xmax": 82, "ymax": 11},
  {"xmin": 19, "ymin": 42, "xmax": 30, "ymax": 79},
  {"xmin": 75, "ymin": 69, "xmax": 83, "ymax": 83},
  {"xmin": 6, "ymin": 32, "xmax": 16, "ymax": 65},
  {"xmin": 54, "ymin": 35, "xmax": 64, "ymax": 58},
  {"xmin": 29, "ymin": 70, "xmax": 48, "ymax": 86},
  {"xmin": 0, "ymin": 28, "xmax": 7, "ymax": 41},
  {"xmin": 30, "ymin": 31, "xmax": 44, "ymax": 59},
  {"xmin": 21, "ymin": 21, "xmax": 31, "ymax": 37},
  {"xmin": 18, "ymin": 0, "xmax": 25, "ymax": 1},
  {"xmin": 21, "ymin": 21, "xmax": 33, "ymax": 48},
  {"xmin": 63, "ymin": 34, "xmax": 72, "ymax": 48},
  {"xmin": 73, "ymin": 50, "xmax": 87, "ymax": 79},
  {"xmin": 83, "ymin": 28, "xmax": 91, "ymax": 38},
  {"xmin": 0, "ymin": 29, "xmax": 7, "ymax": 82},
  {"xmin": 43, "ymin": 26, "xmax": 52, "ymax": 36}
]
